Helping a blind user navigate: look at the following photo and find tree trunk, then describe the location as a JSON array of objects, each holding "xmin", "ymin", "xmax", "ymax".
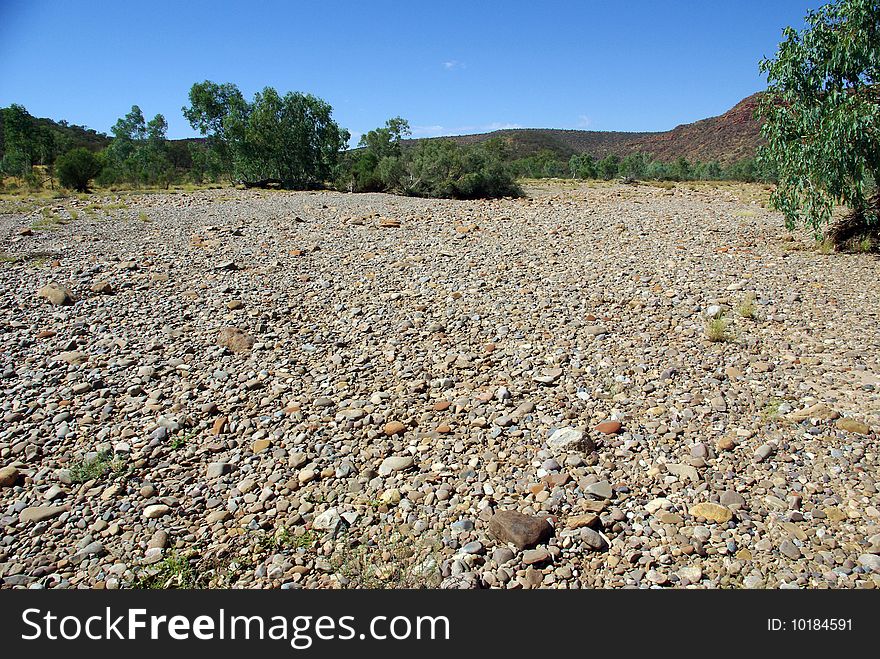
[{"xmin": 827, "ymin": 192, "xmax": 879, "ymax": 252}]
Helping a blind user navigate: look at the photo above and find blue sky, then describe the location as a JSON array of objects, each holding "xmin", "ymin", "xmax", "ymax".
[{"xmin": 0, "ymin": 1, "xmax": 814, "ymax": 142}]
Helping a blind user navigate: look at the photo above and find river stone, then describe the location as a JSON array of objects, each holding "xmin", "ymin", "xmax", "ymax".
[
  {"xmin": 488, "ymin": 510, "xmax": 552, "ymax": 550},
  {"xmin": 667, "ymin": 463, "xmax": 699, "ymax": 482},
  {"xmin": 383, "ymin": 421, "xmax": 406, "ymax": 436},
  {"xmin": 780, "ymin": 540, "xmax": 802, "ymax": 560},
  {"xmin": 143, "ymin": 504, "xmax": 171, "ymax": 519},
  {"xmin": 217, "ymin": 327, "xmax": 255, "ymax": 353},
  {"xmin": 584, "ymin": 481, "xmax": 613, "ymax": 499},
  {"xmin": 857, "ymin": 553, "xmax": 880, "ymax": 573},
  {"xmin": 72, "ymin": 541, "xmax": 106, "ymax": 564},
  {"xmin": 835, "ymin": 418, "xmax": 870, "ymax": 435},
  {"xmin": 0, "ymin": 465, "xmax": 19, "ymax": 487},
  {"xmin": 312, "ymin": 508, "xmax": 341, "ymax": 531},
  {"xmin": 522, "ymin": 548, "xmax": 550, "ymax": 565},
  {"xmin": 547, "ymin": 427, "xmax": 592, "ymax": 453},
  {"xmin": 690, "ymin": 502, "xmax": 733, "ymax": 523},
  {"xmin": 595, "ymin": 420, "xmax": 622, "ymax": 434},
  {"xmin": 378, "ymin": 455, "xmax": 414, "ymax": 476},
  {"xmin": 19, "ymin": 505, "xmax": 68, "ymax": 523},
  {"xmin": 38, "ymin": 282, "xmax": 75, "ymax": 305}
]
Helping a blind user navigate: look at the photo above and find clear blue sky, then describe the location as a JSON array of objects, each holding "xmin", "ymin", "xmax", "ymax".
[{"xmin": 0, "ymin": 0, "xmax": 815, "ymax": 143}]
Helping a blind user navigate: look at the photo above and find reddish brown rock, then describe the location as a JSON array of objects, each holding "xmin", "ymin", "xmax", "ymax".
[
  {"xmin": 217, "ymin": 327, "xmax": 255, "ymax": 353},
  {"xmin": 595, "ymin": 420, "xmax": 622, "ymax": 434},
  {"xmin": 212, "ymin": 416, "xmax": 228, "ymax": 435},
  {"xmin": 489, "ymin": 510, "xmax": 553, "ymax": 550},
  {"xmin": 383, "ymin": 421, "xmax": 406, "ymax": 436}
]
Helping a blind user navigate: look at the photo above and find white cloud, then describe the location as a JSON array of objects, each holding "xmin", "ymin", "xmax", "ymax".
[
  {"xmin": 576, "ymin": 114, "xmax": 592, "ymax": 129},
  {"xmin": 482, "ymin": 122, "xmax": 522, "ymax": 131},
  {"xmin": 410, "ymin": 122, "xmax": 523, "ymax": 138},
  {"xmin": 411, "ymin": 124, "xmax": 446, "ymax": 137},
  {"xmin": 443, "ymin": 60, "xmax": 465, "ymax": 70}
]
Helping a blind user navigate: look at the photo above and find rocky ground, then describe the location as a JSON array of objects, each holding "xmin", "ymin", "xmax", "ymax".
[{"xmin": 1, "ymin": 181, "xmax": 878, "ymax": 589}]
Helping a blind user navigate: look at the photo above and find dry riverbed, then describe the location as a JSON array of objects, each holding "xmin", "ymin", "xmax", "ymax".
[{"xmin": 1, "ymin": 181, "xmax": 878, "ymax": 589}]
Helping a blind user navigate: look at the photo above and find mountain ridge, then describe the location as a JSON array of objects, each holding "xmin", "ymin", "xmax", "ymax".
[{"xmin": 412, "ymin": 93, "xmax": 764, "ymax": 164}]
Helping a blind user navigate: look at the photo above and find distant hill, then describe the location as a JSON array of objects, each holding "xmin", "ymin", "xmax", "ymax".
[
  {"xmin": 414, "ymin": 93, "xmax": 764, "ymax": 165},
  {"xmin": 32, "ymin": 117, "xmax": 111, "ymax": 152},
  {"xmin": 0, "ymin": 106, "xmax": 110, "ymax": 160}
]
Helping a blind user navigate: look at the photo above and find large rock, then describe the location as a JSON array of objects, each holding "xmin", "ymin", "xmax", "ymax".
[
  {"xmin": 594, "ymin": 420, "xmax": 622, "ymax": 434},
  {"xmin": 0, "ymin": 465, "xmax": 19, "ymax": 487},
  {"xmin": 547, "ymin": 427, "xmax": 593, "ymax": 453},
  {"xmin": 488, "ymin": 510, "xmax": 553, "ymax": 550},
  {"xmin": 217, "ymin": 327, "xmax": 255, "ymax": 353},
  {"xmin": 90, "ymin": 280, "xmax": 114, "ymax": 294},
  {"xmin": 143, "ymin": 504, "xmax": 171, "ymax": 519},
  {"xmin": 689, "ymin": 502, "xmax": 733, "ymax": 524},
  {"xmin": 312, "ymin": 508, "xmax": 341, "ymax": 531},
  {"xmin": 19, "ymin": 505, "xmax": 68, "ymax": 523},
  {"xmin": 55, "ymin": 351, "xmax": 87, "ymax": 365},
  {"xmin": 836, "ymin": 418, "xmax": 871, "ymax": 435},
  {"xmin": 383, "ymin": 421, "xmax": 406, "ymax": 436},
  {"xmin": 857, "ymin": 554, "xmax": 880, "ymax": 574},
  {"xmin": 37, "ymin": 282, "xmax": 75, "ymax": 305},
  {"xmin": 787, "ymin": 403, "xmax": 838, "ymax": 422},
  {"xmin": 666, "ymin": 463, "xmax": 700, "ymax": 483},
  {"xmin": 378, "ymin": 455, "xmax": 413, "ymax": 476}
]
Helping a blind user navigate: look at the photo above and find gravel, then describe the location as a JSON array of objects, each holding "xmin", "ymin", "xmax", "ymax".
[{"xmin": 0, "ymin": 182, "xmax": 878, "ymax": 590}]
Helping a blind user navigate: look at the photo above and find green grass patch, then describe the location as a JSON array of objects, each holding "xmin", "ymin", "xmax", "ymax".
[
  {"xmin": 132, "ymin": 553, "xmax": 203, "ymax": 589},
  {"xmin": 736, "ymin": 292, "xmax": 758, "ymax": 319},
  {"xmin": 705, "ymin": 316, "xmax": 731, "ymax": 343},
  {"xmin": 69, "ymin": 450, "xmax": 127, "ymax": 483}
]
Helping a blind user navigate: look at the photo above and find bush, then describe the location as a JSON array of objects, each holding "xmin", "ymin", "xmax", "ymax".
[
  {"xmin": 56, "ymin": 147, "xmax": 102, "ymax": 191},
  {"xmin": 404, "ymin": 139, "xmax": 521, "ymax": 199},
  {"xmin": 597, "ymin": 154, "xmax": 620, "ymax": 180}
]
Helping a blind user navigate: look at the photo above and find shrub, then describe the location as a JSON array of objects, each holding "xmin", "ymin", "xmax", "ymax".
[
  {"xmin": 56, "ymin": 147, "xmax": 102, "ymax": 192},
  {"xmin": 597, "ymin": 154, "xmax": 620, "ymax": 180}
]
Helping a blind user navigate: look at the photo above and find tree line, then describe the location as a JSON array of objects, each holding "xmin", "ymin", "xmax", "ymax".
[
  {"xmin": 0, "ymin": 82, "xmax": 778, "ymax": 197},
  {"xmin": 512, "ymin": 150, "xmax": 776, "ymax": 183}
]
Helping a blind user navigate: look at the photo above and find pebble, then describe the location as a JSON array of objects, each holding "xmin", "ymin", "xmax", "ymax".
[{"xmin": 143, "ymin": 504, "xmax": 170, "ymax": 519}]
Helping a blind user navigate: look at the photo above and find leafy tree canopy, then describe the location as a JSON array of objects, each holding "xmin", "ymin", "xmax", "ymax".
[
  {"xmin": 757, "ymin": 0, "xmax": 880, "ymax": 235},
  {"xmin": 183, "ymin": 81, "xmax": 350, "ymax": 189}
]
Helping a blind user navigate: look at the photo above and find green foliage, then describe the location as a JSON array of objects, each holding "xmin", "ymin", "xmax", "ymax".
[
  {"xmin": 100, "ymin": 105, "xmax": 174, "ymax": 187},
  {"xmin": 669, "ymin": 156, "xmax": 692, "ymax": 182},
  {"xmin": 133, "ymin": 553, "xmax": 203, "ymax": 589},
  {"xmin": 736, "ymin": 292, "xmax": 758, "ymax": 319},
  {"xmin": 508, "ymin": 149, "xmax": 568, "ymax": 178},
  {"xmin": 597, "ymin": 153, "xmax": 620, "ymax": 180},
  {"xmin": 336, "ymin": 123, "xmax": 520, "ymax": 199},
  {"xmin": 183, "ymin": 80, "xmax": 349, "ymax": 189},
  {"xmin": 619, "ymin": 152, "xmax": 649, "ymax": 179},
  {"xmin": 0, "ymin": 104, "xmax": 57, "ymax": 176},
  {"xmin": 705, "ymin": 316, "xmax": 731, "ymax": 343},
  {"xmin": 645, "ymin": 159, "xmax": 670, "ymax": 180},
  {"xmin": 569, "ymin": 153, "xmax": 598, "ymax": 179},
  {"xmin": 336, "ymin": 117, "xmax": 410, "ymax": 192},
  {"xmin": 757, "ymin": 0, "xmax": 880, "ymax": 236},
  {"xmin": 69, "ymin": 450, "xmax": 125, "ymax": 483},
  {"xmin": 55, "ymin": 147, "xmax": 102, "ymax": 192},
  {"xmin": 401, "ymin": 138, "xmax": 521, "ymax": 199}
]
